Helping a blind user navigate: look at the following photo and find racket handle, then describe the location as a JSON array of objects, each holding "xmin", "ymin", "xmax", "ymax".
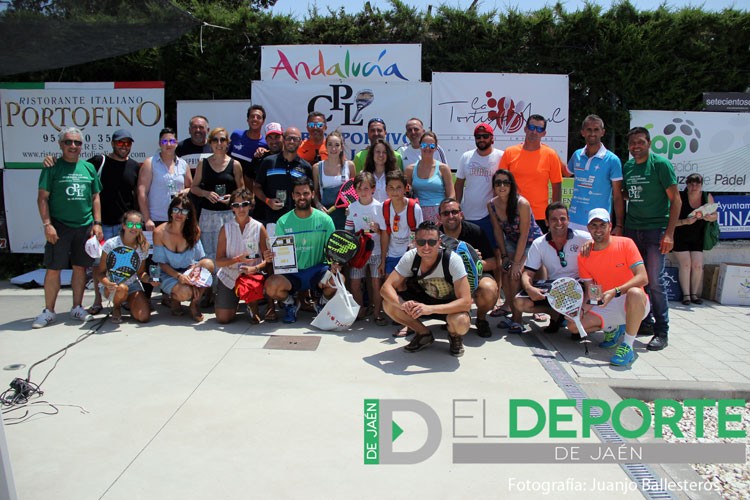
[
  {"xmin": 319, "ymin": 270, "xmax": 333, "ymax": 286},
  {"xmin": 327, "ymin": 205, "xmax": 337, "ymax": 214}
]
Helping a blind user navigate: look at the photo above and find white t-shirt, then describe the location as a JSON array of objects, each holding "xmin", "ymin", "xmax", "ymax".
[
  {"xmin": 395, "ymin": 248, "xmax": 468, "ymax": 300},
  {"xmin": 345, "ymin": 199, "xmax": 383, "ymax": 257},
  {"xmin": 525, "ymin": 229, "xmax": 591, "ymax": 279},
  {"xmin": 455, "ymin": 148, "xmax": 504, "ymax": 221},
  {"xmin": 398, "ymin": 144, "xmax": 448, "ymax": 167},
  {"xmin": 374, "ymin": 201, "xmax": 424, "ymax": 258}
]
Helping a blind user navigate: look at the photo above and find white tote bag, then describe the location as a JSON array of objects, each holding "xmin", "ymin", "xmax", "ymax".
[{"xmin": 311, "ymin": 272, "xmax": 360, "ymax": 331}]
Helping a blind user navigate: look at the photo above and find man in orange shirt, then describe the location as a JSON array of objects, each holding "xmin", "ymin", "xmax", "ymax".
[
  {"xmin": 297, "ymin": 111, "xmax": 328, "ymax": 164},
  {"xmin": 498, "ymin": 114, "xmax": 563, "ymax": 233},
  {"xmin": 576, "ymin": 208, "xmax": 650, "ymax": 366}
]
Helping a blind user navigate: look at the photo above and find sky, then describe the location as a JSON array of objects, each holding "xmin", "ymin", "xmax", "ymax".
[{"xmin": 271, "ymin": 0, "xmax": 747, "ymax": 18}]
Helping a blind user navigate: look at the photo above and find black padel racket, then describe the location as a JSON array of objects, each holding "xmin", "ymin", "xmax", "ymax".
[
  {"xmin": 106, "ymin": 246, "xmax": 141, "ymax": 284},
  {"xmin": 325, "ymin": 230, "xmax": 360, "ymax": 264},
  {"xmin": 327, "ymin": 179, "xmax": 358, "ymax": 213}
]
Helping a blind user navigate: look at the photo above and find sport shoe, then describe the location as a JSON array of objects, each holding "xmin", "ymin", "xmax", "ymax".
[
  {"xmin": 313, "ymin": 297, "xmax": 327, "ymax": 315},
  {"xmin": 475, "ymin": 319, "xmax": 491, "ymax": 338},
  {"xmin": 282, "ymin": 299, "xmax": 300, "ymax": 324},
  {"xmin": 32, "ymin": 308, "xmax": 56, "ymax": 329},
  {"xmin": 404, "ymin": 332, "xmax": 435, "ymax": 353},
  {"xmin": 70, "ymin": 305, "xmax": 92, "ymax": 322},
  {"xmin": 449, "ymin": 334, "xmax": 465, "ymax": 357},
  {"xmin": 599, "ymin": 325, "xmax": 625, "ymax": 348},
  {"xmin": 610, "ymin": 343, "xmax": 635, "ymax": 366}
]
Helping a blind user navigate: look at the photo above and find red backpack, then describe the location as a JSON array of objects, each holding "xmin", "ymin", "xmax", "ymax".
[
  {"xmin": 382, "ymin": 198, "xmax": 418, "ymax": 234},
  {"xmin": 348, "ymin": 230, "xmax": 374, "ymax": 269}
]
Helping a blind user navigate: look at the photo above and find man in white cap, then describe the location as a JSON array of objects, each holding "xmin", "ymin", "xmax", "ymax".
[{"xmin": 575, "ymin": 208, "xmax": 650, "ymax": 366}]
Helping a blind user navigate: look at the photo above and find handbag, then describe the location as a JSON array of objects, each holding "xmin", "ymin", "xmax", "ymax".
[
  {"xmin": 703, "ymin": 220, "xmax": 720, "ymax": 251},
  {"xmin": 311, "ymin": 272, "xmax": 360, "ymax": 331}
]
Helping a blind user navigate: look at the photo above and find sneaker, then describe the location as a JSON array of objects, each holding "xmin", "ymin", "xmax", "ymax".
[
  {"xmin": 32, "ymin": 308, "xmax": 56, "ymax": 329},
  {"xmin": 599, "ymin": 325, "xmax": 625, "ymax": 348},
  {"xmin": 70, "ymin": 305, "xmax": 92, "ymax": 322},
  {"xmin": 313, "ymin": 297, "xmax": 327, "ymax": 315},
  {"xmin": 282, "ymin": 299, "xmax": 300, "ymax": 324},
  {"xmin": 404, "ymin": 332, "xmax": 435, "ymax": 353},
  {"xmin": 449, "ymin": 334, "xmax": 465, "ymax": 357},
  {"xmin": 610, "ymin": 343, "xmax": 635, "ymax": 366},
  {"xmin": 475, "ymin": 319, "xmax": 491, "ymax": 338}
]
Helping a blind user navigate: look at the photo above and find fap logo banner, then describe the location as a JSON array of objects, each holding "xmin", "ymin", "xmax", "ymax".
[
  {"xmin": 431, "ymin": 72, "xmax": 569, "ymax": 169},
  {"xmin": 630, "ymin": 110, "xmax": 750, "ymax": 192},
  {"xmin": 260, "ymin": 44, "xmax": 421, "ymax": 83}
]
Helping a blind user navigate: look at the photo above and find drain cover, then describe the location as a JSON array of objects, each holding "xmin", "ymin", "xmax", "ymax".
[
  {"xmin": 3, "ymin": 364, "xmax": 26, "ymax": 371},
  {"xmin": 263, "ymin": 335, "xmax": 320, "ymax": 351}
]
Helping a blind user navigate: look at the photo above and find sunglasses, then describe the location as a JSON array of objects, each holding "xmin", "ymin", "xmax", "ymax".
[
  {"xmin": 441, "ymin": 209, "xmax": 461, "ymax": 217},
  {"xmin": 557, "ymin": 250, "xmax": 567, "ymax": 268},
  {"xmin": 687, "ymin": 179, "xmax": 703, "ymax": 184},
  {"xmin": 231, "ymin": 201, "xmax": 252, "ymax": 208},
  {"xmin": 415, "ymin": 239, "xmax": 439, "ymax": 247},
  {"xmin": 284, "ymin": 136, "xmax": 301, "ymax": 142},
  {"xmin": 115, "ymin": 140, "xmax": 132, "ymax": 147},
  {"xmin": 62, "ymin": 139, "xmax": 83, "ymax": 146},
  {"xmin": 494, "ymin": 179, "xmax": 512, "ymax": 187},
  {"xmin": 474, "ymin": 133, "xmax": 492, "ymax": 140},
  {"xmin": 420, "ymin": 143, "xmax": 436, "ymax": 150},
  {"xmin": 171, "ymin": 207, "xmax": 190, "ymax": 215},
  {"xmin": 124, "ymin": 221, "xmax": 143, "ymax": 229},
  {"xmin": 307, "ymin": 122, "xmax": 325, "ymax": 129},
  {"xmin": 210, "ymin": 137, "xmax": 229, "ymax": 143},
  {"xmin": 527, "ymin": 124, "xmax": 545, "ymax": 133},
  {"xmin": 160, "ymin": 138, "xmax": 178, "ymax": 145},
  {"xmin": 393, "ymin": 214, "xmax": 400, "ymax": 233}
]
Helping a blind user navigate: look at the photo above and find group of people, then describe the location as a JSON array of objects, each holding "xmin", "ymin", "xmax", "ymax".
[{"xmin": 34, "ymin": 107, "xmax": 715, "ymax": 368}]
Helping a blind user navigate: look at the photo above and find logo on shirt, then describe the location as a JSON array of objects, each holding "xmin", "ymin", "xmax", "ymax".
[
  {"xmin": 65, "ymin": 183, "xmax": 86, "ymax": 197},
  {"xmin": 628, "ymin": 185, "xmax": 643, "ymax": 200}
]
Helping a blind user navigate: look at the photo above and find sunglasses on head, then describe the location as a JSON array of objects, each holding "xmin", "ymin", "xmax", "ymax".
[
  {"xmin": 416, "ymin": 238, "xmax": 439, "ymax": 247},
  {"xmin": 420, "ymin": 143, "xmax": 436, "ymax": 150},
  {"xmin": 441, "ymin": 209, "xmax": 461, "ymax": 217},
  {"xmin": 494, "ymin": 179, "xmax": 512, "ymax": 186},
  {"xmin": 527, "ymin": 123, "xmax": 545, "ymax": 133},
  {"xmin": 307, "ymin": 122, "xmax": 325, "ymax": 129},
  {"xmin": 210, "ymin": 137, "xmax": 229, "ymax": 143},
  {"xmin": 474, "ymin": 133, "xmax": 492, "ymax": 140},
  {"xmin": 171, "ymin": 207, "xmax": 190, "ymax": 215},
  {"xmin": 124, "ymin": 221, "xmax": 143, "ymax": 229},
  {"xmin": 231, "ymin": 201, "xmax": 252, "ymax": 208},
  {"xmin": 160, "ymin": 138, "xmax": 178, "ymax": 146},
  {"xmin": 115, "ymin": 140, "xmax": 132, "ymax": 147},
  {"xmin": 62, "ymin": 139, "xmax": 83, "ymax": 146}
]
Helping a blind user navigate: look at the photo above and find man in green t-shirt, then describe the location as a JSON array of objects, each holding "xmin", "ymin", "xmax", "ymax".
[
  {"xmin": 622, "ymin": 126, "xmax": 681, "ymax": 352},
  {"xmin": 34, "ymin": 127, "xmax": 103, "ymax": 329},
  {"xmin": 264, "ymin": 176, "xmax": 336, "ymax": 323}
]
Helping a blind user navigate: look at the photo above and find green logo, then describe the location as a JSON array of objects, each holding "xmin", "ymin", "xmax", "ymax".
[{"xmin": 646, "ymin": 119, "xmax": 701, "ymax": 159}]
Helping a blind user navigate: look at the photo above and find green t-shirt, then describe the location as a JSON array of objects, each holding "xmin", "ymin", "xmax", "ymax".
[
  {"xmin": 38, "ymin": 158, "xmax": 102, "ymax": 227},
  {"xmin": 622, "ymin": 152, "xmax": 677, "ymax": 230},
  {"xmin": 353, "ymin": 148, "xmax": 404, "ymax": 174},
  {"xmin": 275, "ymin": 208, "xmax": 335, "ymax": 270}
]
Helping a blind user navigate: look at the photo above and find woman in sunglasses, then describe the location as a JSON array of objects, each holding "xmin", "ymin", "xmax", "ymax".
[
  {"xmin": 153, "ymin": 195, "xmax": 214, "ymax": 321},
  {"xmin": 94, "ymin": 211, "xmax": 151, "ymax": 324},
  {"xmin": 488, "ymin": 169, "xmax": 542, "ymax": 333},
  {"xmin": 137, "ymin": 127, "xmax": 193, "ymax": 232},
  {"xmin": 191, "ymin": 127, "xmax": 244, "ymax": 261},
  {"xmin": 404, "ymin": 131, "xmax": 455, "ymax": 223},
  {"xmin": 214, "ymin": 189, "xmax": 272, "ymax": 324},
  {"xmin": 363, "ymin": 139, "xmax": 399, "ymax": 203}
]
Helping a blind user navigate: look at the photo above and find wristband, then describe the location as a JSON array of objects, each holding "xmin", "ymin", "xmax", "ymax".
[
  {"xmin": 43, "ymin": 222, "xmax": 52, "ymax": 227},
  {"xmin": 93, "ymin": 220, "xmax": 102, "ymax": 226}
]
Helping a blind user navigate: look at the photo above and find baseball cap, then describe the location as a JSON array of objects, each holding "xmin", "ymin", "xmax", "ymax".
[
  {"xmin": 587, "ymin": 208, "xmax": 611, "ymax": 224},
  {"xmin": 85, "ymin": 235, "xmax": 103, "ymax": 259},
  {"xmin": 112, "ymin": 129, "xmax": 134, "ymax": 142},
  {"xmin": 265, "ymin": 122, "xmax": 282, "ymax": 136},
  {"xmin": 474, "ymin": 123, "xmax": 493, "ymax": 136}
]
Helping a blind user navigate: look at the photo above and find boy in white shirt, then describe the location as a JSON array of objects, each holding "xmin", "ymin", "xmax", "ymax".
[{"xmin": 377, "ymin": 170, "xmax": 424, "ymax": 278}]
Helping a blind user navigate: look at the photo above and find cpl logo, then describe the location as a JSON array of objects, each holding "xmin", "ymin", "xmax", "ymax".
[
  {"xmin": 646, "ymin": 119, "xmax": 701, "ymax": 159},
  {"xmin": 486, "ymin": 92, "xmax": 528, "ymax": 133}
]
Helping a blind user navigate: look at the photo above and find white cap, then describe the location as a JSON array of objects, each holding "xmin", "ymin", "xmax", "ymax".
[
  {"xmin": 85, "ymin": 235, "xmax": 103, "ymax": 258},
  {"xmin": 587, "ymin": 208, "xmax": 611, "ymax": 224}
]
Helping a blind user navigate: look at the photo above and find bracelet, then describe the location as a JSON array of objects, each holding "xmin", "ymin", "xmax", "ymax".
[
  {"xmin": 43, "ymin": 222, "xmax": 52, "ymax": 227},
  {"xmin": 93, "ymin": 220, "xmax": 102, "ymax": 226}
]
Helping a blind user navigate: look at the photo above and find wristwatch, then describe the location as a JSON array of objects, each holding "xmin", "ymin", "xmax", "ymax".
[
  {"xmin": 615, "ymin": 287, "xmax": 622, "ymax": 297},
  {"xmin": 93, "ymin": 220, "xmax": 102, "ymax": 226}
]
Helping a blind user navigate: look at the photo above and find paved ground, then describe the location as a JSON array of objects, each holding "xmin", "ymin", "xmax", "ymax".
[{"xmin": 0, "ymin": 281, "xmax": 748, "ymax": 500}]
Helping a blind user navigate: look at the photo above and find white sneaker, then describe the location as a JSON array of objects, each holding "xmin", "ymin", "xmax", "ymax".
[
  {"xmin": 70, "ymin": 305, "xmax": 93, "ymax": 322},
  {"xmin": 32, "ymin": 308, "xmax": 56, "ymax": 329}
]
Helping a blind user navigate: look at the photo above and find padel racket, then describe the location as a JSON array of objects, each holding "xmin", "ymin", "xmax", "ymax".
[
  {"xmin": 325, "ymin": 230, "xmax": 359, "ymax": 264},
  {"xmin": 106, "ymin": 246, "xmax": 141, "ymax": 284},
  {"xmin": 327, "ymin": 179, "xmax": 358, "ymax": 213},
  {"xmin": 547, "ymin": 277, "xmax": 591, "ymax": 354}
]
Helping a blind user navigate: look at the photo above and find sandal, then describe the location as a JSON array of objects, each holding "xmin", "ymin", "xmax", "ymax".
[
  {"xmin": 497, "ymin": 319, "xmax": 513, "ymax": 329},
  {"xmin": 190, "ymin": 302, "xmax": 204, "ymax": 322},
  {"xmin": 508, "ymin": 322, "xmax": 525, "ymax": 334},
  {"xmin": 264, "ymin": 306, "xmax": 278, "ymax": 323},
  {"xmin": 111, "ymin": 309, "xmax": 123, "ymax": 324},
  {"xmin": 374, "ymin": 315, "xmax": 388, "ymax": 326},
  {"xmin": 690, "ymin": 294, "xmax": 703, "ymax": 305},
  {"xmin": 681, "ymin": 295, "xmax": 691, "ymax": 306},
  {"xmin": 533, "ymin": 312, "xmax": 548, "ymax": 322},
  {"xmin": 170, "ymin": 300, "xmax": 185, "ymax": 317},
  {"xmin": 87, "ymin": 304, "xmax": 103, "ymax": 315},
  {"xmin": 489, "ymin": 305, "xmax": 512, "ymax": 317},
  {"xmin": 393, "ymin": 326, "xmax": 415, "ymax": 337}
]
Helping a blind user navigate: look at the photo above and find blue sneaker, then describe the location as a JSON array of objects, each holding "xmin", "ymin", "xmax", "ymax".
[
  {"xmin": 610, "ymin": 343, "xmax": 635, "ymax": 366},
  {"xmin": 599, "ymin": 325, "xmax": 625, "ymax": 348},
  {"xmin": 283, "ymin": 299, "xmax": 300, "ymax": 324}
]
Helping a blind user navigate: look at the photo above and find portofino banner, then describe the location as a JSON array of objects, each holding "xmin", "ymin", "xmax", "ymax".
[
  {"xmin": 260, "ymin": 44, "xmax": 422, "ymax": 83},
  {"xmin": 630, "ymin": 110, "xmax": 750, "ymax": 192},
  {"xmin": 431, "ymin": 72, "xmax": 569, "ymax": 169}
]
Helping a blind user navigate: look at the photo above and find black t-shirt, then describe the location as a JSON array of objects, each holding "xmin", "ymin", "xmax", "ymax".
[
  {"xmin": 175, "ymin": 139, "xmax": 212, "ymax": 173},
  {"xmin": 87, "ymin": 155, "xmax": 140, "ymax": 225},
  {"xmin": 254, "ymin": 153, "xmax": 313, "ymax": 224},
  {"xmin": 440, "ymin": 220, "xmax": 494, "ymax": 263}
]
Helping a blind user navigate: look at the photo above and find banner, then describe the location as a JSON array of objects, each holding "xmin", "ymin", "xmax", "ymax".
[
  {"xmin": 715, "ymin": 195, "xmax": 750, "ymax": 239},
  {"xmin": 176, "ymin": 99, "xmax": 252, "ymax": 142},
  {"xmin": 431, "ymin": 72, "xmax": 569, "ymax": 169},
  {"xmin": 0, "ymin": 82, "xmax": 164, "ymax": 168},
  {"xmin": 261, "ymin": 44, "xmax": 421, "ymax": 83},
  {"xmin": 251, "ymin": 80, "xmax": 431, "ymax": 159},
  {"xmin": 630, "ymin": 111, "xmax": 750, "ymax": 192}
]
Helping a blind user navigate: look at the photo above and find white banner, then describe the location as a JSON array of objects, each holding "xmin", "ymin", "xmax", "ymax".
[
  {"xmin": 4, "ymin": 169, "xmax": 45, "ymax": 253},
  {"xmin": 176, "ymin": 99, "xmax": 252, "ymax": 141},
  {"xmin": 260, "ymin": 44, "xmax": 422, "ymax": 83},
  {"xmin": 251, "ymin": 80, "xmax": 431, "ymax": 158},
  {"xmin": 630, "ymin": 110, "xmax": 750, "ymax": 192},
  {"xmin": 431, "ymin": 72, "xmax": 569, "ymax": 169},
  {"xmin": 0, "ymin": 82, "xmax": 164, "ymax": 168}
]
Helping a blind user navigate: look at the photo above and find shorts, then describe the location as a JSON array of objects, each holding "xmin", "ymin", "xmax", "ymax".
[
  {"xmin": 396, "ymin": 287, "xmax": 450, "ymax": 322},
  {"xmin": 467, "ymin": 215, "xmax": 497, "ymax": 249},
  {"xmin": 159, "ymin": 267, "xmax": 187, "ymax": 295},
  {"xmin": 44, "ymin": 221, "xmax": 94, "ymax": 269},
  {"xmin": 385, "ymin": 256, "xmax": 400, "ymax": 275},
  {"xmin": 587, "ymin": 295, "xmax": 651, "ymax": 330},
  {"xmin": 672, "ymin": 236, "xmax": 704, "ymax": 253},
  {"xmin": 503, "ymin": 236, "xmax": 530, "ymax": 260},
  {"xmin": 284, "ymin": 264, "xmax": 329, "ymax": 295},
  {"xmin": 99, "ymin": 280, "xmax": 144, "ymax": 300},
  {"xmin": 516, "ymin": 280, "xmax": 554, "ymax": 307},
  {"xmin": 102, "ymin": 224, "xmax": 120, "ymax": 241},
  {"xmin": 350, "ymin": 253, "xmax": 382, "ymax": 280}
]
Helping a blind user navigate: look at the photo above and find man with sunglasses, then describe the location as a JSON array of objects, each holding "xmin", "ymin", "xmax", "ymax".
[
  {"xmin": 515, "ymin": 202, "xmax": 591, "ymax": 335},
  {"xmin": 297, "ymin": 111, "xmax": 328, "ymax": 164},
  {"xmin": 382, "ymin": 221, "xmax": 473, "ymax": 357},
  {"xmin": 498, "ymin": 114, "xmax": 564, "ymax": 233},
  {"xmin": 398, "ymin": 117, "xmax": 447, "ymax": 167},
  {"xmin": 34, "ymin": 127, "xmax": 103, "ymax": 328}
]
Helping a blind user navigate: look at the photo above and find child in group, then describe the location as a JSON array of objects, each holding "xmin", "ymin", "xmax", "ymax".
[{"xmin": 345, "ymin": 172, "xmax": 385, "ymax": 325}]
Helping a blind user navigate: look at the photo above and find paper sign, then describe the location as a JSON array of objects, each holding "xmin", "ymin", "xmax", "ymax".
[{"xmin": 269, "ymin": 235, "xmax": 298, "ymax": 274}]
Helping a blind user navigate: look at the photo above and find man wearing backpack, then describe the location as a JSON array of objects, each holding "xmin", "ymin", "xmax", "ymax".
[
  {"xmin": 437, "ymin": 198, "xmax": 498, "ymax": 338},
  {"xmin": 381, "ymin": 221, "xmax": 472, "ymax": 357}
]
